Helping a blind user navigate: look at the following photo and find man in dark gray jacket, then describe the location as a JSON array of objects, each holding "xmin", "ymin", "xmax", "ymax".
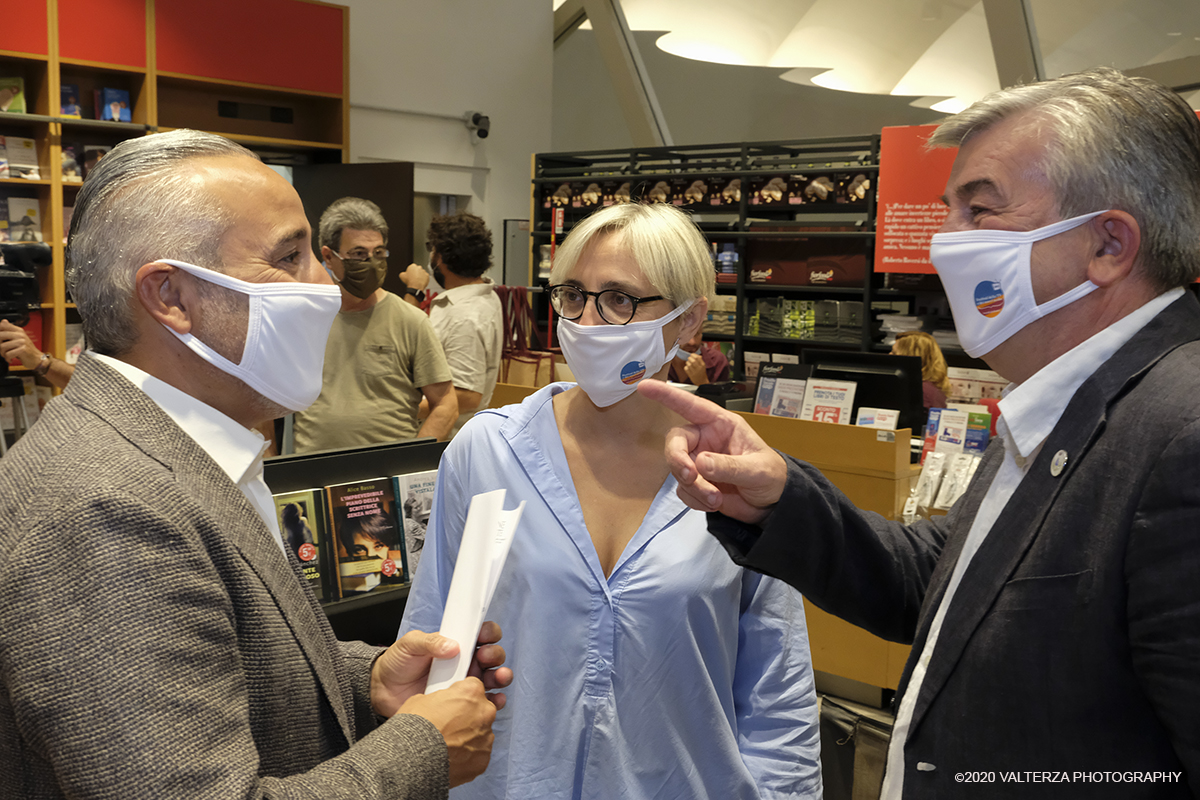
[
  {"xmin": 0, "ymin": 129, "xmax": 509, "ymax": 799},
  {"xmin": 642, "ymin": 66, "xmax": 1200, "ymax": 799}
]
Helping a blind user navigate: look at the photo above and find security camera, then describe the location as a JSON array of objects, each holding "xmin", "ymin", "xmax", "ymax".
[{"xmin": 465, "ymin": 111, "xmax": 490, "ymax": 142}]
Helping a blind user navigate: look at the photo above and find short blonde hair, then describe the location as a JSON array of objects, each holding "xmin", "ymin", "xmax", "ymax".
[
  {"xmin": 893, "ymin": 331, "xmax": 951, "ymax": 396},
  {"xmin": 549, "ymin": 203, "xmax": 714, "ymax": 307}
]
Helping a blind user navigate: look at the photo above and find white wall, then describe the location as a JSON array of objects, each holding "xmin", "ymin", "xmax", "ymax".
[{"xmin": 340, "ymin": 0, "xmax": 553, "ymax": 274}]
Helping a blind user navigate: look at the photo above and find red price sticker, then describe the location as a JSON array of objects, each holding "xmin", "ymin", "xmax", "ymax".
[
  {"xmin": 381, "ymin": 559, "xmax": 398, "ymax": 577},
  {"xmin": 297, "ymin": 543, "xmax": 317, "ymax": 562}
]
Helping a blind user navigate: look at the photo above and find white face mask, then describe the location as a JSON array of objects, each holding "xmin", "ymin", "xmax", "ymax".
[
  {"xmin": 558, "ymin": 301, "xmax": 692, "ymax": 408},
  {"xmin": 929, "ymin": 211, "xmax": 1106, "ymax": 358},
  {"xmin": 158, "ymin": 259, "xmax": 342, "ymax": 413}
]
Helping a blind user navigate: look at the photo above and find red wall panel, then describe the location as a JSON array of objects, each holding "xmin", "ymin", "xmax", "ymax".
[
  {"xmin": 58, "ymin": 0, "xmax": 147, "ymax": 67},
  {"xmin": 156, "ymin": 0, "xmax": 344, "ymax": 95},
  {"xmin": 0, "ymin": 0, "xmax": 49, "ymax": 56}
]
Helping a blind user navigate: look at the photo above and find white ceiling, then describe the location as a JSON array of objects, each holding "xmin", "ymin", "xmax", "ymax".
[{"xmin": 556, "ymin": 0, "xmax": 1200, "ymax": 110}]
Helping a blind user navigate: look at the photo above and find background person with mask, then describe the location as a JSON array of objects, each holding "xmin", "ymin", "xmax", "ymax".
[
  {"xmin": 0, "ymin": 129, "xmax": 510, "ymax": 798},
  {"xmin": 641, "ymin": 66, "xmax": 1200, "ymax": 798},
  {"xmin": 417, "ymin": 213, "xmax": 503, "ymax": 439},
  {"xmin": 293, "ymin": 196, "xmax": 457, "ymax": 451},
  {"xmin": 400, "ymin": 202, "xmax": 823, "ymax": 800},
  {"xmin": 667, "ymin": 326, "xmax": 730, "ymax": 386}
]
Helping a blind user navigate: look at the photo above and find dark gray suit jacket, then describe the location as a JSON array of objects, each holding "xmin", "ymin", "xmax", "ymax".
[
  {"xmin": 0, "ymin": 356, "xmax": 449, "ymax": 799},
  {"xmin": 712, "ymin": 293, "xmax": 1200, "ymax": 798}
]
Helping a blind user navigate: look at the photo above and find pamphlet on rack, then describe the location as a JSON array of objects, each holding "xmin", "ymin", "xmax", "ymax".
[
  {"xmin": 425, "ymin": 489, "xmax": 525, "ymax": 693},
  {"xmin": 799, "ymin": 378, "xmax": 856, "ymax": 424},
  {"xmin": 856, "ymin": 407, "xmax": 899, "ymax": 429}
]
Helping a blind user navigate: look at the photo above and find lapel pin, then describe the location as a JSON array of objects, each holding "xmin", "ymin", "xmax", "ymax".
[{"xmin": 1050, "ymin": 449, "xmax": 1068, "ymax": 477}]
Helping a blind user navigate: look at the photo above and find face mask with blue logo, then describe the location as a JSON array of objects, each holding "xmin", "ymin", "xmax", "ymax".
[
  {"xmin": 557, "ymin": 301, "xmax": 693, "ymax": 407},
  {"xmin": 929, "ymin": 211, "xmax": 1106, "ymax": 358}
]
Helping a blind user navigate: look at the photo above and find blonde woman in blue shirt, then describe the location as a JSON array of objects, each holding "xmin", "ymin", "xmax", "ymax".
[{"xmin": 400, "ymin": 202, "xmax": 822, "ymax": 799}]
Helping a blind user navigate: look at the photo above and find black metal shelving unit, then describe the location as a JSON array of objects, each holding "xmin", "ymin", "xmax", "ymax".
[{"xmin": 529, "ymin": 136, "xmax": 883, "ymax": 378}]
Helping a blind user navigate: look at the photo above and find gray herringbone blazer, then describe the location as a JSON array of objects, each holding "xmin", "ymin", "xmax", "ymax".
[{"xmin": 0, "ymin": 355, "xmax": 449, "ymax": 799}]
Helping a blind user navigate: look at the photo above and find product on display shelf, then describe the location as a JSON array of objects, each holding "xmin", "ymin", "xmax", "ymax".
[
  {"xmin": 4, "ymin": 136, "xmax": 40, "ymax": 179},
  {"xmin": 802, "ymin": 175, "xmax": 836, "ymax": 202},
  {"xmin": 681, "ymin": 178, "xmax": 708, "ymax": 205},
  {"xmin": 0, "ymin": 77, "xmax": 25, "ymax": 114},
  {"xmin": 7, "ymin": 198, "xmax": 42, "ymax": 242},
  {"xmin": 743, "ymin": 350, "xmax": 769, "ymax": 378},
  {"xmin": 271, "ymin": 489, "xmax": 336, "ymax": 601},
  {"xmin": 707, "ymin": 176, "xmax": 741, "ymax": 206},
  {"xmin": 80, "ymin": 145, "xmax": 111, "ymax": 181},
  {"xmin": 392, "ymin": 469, "xmax": 436, "ymax": 584},
  {"xmin": 799, "ymin": 378, "xmax": 856, "ymax": 425},
  {"xmin": 748, "ymin": 175, "xmax": 788, "ymax": 206},
  {"xmin": 324, "ymin": 477, "xmax": 408, "ymax": 595},
  {"xmin": 572, "ymin": 181, "xmax": 601, "ymax": 209},
  {"xmin": 855, "ymin": 407, "xmax": 899, "ymax": 429},
  {"xmin": 753, "ymin": 362, "xmax": 810, "ymax": 418},
  {"xmin": 60, "ymin": 83, "xmax": 82, "ymax": 118},
  {"xmin": 61, "ymin": 146, "xmax": 82, "ymax": 183},
  {"xmin": 96, "ymin": 87, "xmax": 132, "ymax": 122},
  {"xmin": 647, "ymin": 181, "xmax": 671, "ymax": 203}
]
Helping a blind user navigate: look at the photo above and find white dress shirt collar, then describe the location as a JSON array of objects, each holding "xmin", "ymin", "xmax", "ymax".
[
  {"xmin": 89, "ymin": 352, "xmax": 285, "ymax": 553},
  {"xmin": 996, "ymin": 287, "xmax": 1183, "ymax": 460}
]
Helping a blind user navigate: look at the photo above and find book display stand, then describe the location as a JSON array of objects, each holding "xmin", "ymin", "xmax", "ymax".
[{"xmin": 265, "ymin": 439, "xmax": 447, "ymax": 645}]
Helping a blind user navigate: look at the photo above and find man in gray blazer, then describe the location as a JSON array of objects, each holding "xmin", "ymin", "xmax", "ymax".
[
  {"xmin": 641, "ymin": 66, "xmax": 1200, "ymax": 798},
  {"xmin": 0, "ymin": 130, "xmax": 509, "ymax": 799}
]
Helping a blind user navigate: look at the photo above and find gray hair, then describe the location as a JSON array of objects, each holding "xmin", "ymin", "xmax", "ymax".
[
  {"xmin": 549, "ymin": 203, "xmax": 714, "ymax": 307},
  {"xmin": 928, "ymin": 65, "xmax": 1200, "ymax": 291},
  {"xmin": 318, "ymin": 197, "xmax": 388, "ymax": 253},
  {"xmin": 67, "ymin": 129, "xmax": 258, "ymax": 356}
]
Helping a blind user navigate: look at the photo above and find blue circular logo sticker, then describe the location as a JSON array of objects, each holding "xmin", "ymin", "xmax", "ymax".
[
  {"xmin": 973, "ymin": 280, "xmax": 1005, "ymax": 318},
  {"xmin": 620, "ymin": 360, "xmax": 647, "ymax": 385}
]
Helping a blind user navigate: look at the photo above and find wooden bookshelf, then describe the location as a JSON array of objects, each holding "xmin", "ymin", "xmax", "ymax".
[{"xmin": 0, "ymin": 0, "xmax": 349, "ymax": 391}]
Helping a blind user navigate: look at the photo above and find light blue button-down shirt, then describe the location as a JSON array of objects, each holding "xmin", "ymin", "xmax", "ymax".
[{"xmin": 400, "ymin": 383, "xmax": 822, "ymax": 800}]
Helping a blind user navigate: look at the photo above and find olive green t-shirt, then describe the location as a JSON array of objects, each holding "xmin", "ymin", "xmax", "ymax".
[{"xmin": 293, "ymin": 292, "xmax": 451, "ymax": 452}]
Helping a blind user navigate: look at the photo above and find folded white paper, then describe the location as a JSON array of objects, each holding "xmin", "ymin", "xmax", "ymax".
[{"xmin": 425, "ymin": 489, "xmax": 525, "ymax": 693}]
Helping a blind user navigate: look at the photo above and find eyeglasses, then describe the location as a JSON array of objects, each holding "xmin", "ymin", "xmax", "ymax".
[
  {"xmin": 547, "ymin": 284, "xmax": 666, "ymax": 326},
  {"xmin": 334, "ymin": 248, "xmax": 389, "ymax": 261}
]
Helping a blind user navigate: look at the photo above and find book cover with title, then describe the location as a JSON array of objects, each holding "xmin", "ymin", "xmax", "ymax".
[
  {"xmin": 325, "ymin": 477, "xmax": 406, "ymax": 595},
  {"xmin": 393, "ymin": 470, "xmax": 436, "ymax": 583},
  {"xmin": 272, "ymin": 488, "xmax": 336, "ymax": 602}
]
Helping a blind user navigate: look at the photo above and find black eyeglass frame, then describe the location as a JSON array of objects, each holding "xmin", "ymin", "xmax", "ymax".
[
  {"xmin": 331, "ymin": 248, "xmax": 390, "ymax": 262},
  {"xmin": 547, "ymin": 283, "xmax": 667, "ymax": 326}
]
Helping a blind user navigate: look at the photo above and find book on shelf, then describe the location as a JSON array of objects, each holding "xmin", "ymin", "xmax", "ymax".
[
  {"xmin": 4, "ymin": 136, "xmax": 40, "ymax": 179},
  {"xmin": 7, "ymin": 197, "xmax": 43, "ymax": 242},
  {"xmin": 0, "ymin": 137, "xmax": 7, "ymax": 179},
  {"xmin": 799, "ymin": 378, "xmax": 857, "ymax": 425},
  {"xmin": 324, "ymin": 476, "xmax": 407, "ymax": 596},
  {"xmin": 61, "ymin": 145, "xmax": 82, "ymax": 183},
  {"xmin": 0, "ymin": 78, "xmax": 25, "ymax": 114},
  {"xmin": 96, "ymin": 88, "xmax": 132, "ymax": 122},
  {"xmin": 393, "ymin": 469, "xmax": 436, "ymax": 583},
  {"xmin": 81, "ymin": 145, "xmax": 111, "ymax": 180},
  {"xmin": 60, "ymin": 84, "xmax": 82, "ymax": 118},
  {"xmin": 272, "ymin": 488, "xmax": 337, "ymax": 602}
]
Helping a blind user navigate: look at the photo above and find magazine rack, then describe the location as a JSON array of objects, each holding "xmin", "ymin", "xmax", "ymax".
[{"xmin": 264, "ymin": 438, "xmax": 447, "ymax": 646}]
